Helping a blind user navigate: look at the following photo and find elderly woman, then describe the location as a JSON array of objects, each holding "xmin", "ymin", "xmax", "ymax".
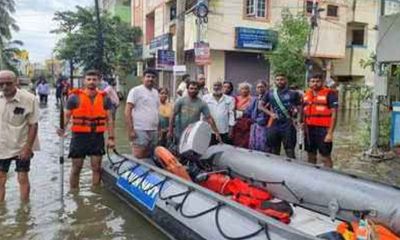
[
  {"xmin": 245, "ymin": 81, "xmax": 269, "ymax": 151},
  {"xmin": 232, "ymin": 82, "xmax": 253, "ymax": 148}
]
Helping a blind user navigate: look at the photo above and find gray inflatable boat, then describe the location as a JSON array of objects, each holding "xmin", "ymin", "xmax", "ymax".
[{"xmin": 203, "ymin": 144, "xmax": 400, "ymax": 236}]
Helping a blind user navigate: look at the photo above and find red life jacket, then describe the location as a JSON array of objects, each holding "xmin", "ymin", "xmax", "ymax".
[
  {"xmin": 70, "ymin": 89, "xmax": 108, "ymax": 133},
  {"xmin": 303, "ymin": 88, "xmax": 333, "ymax": 127}
]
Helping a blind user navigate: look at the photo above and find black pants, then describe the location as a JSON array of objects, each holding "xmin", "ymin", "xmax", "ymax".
[
  {"xmin": 266, "ymin": 123, "xmax": 297, "ymax": 158},
  {"xmin": 210, "ymin": 133, "xmax": 231, "ymax": 146},
  {"xmin": 39, "ymin": 94, "xmax": 48, "ymax": 104}
]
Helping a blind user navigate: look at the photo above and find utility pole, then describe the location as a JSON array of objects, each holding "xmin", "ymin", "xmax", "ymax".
[
  {"xmin": 368, "ymin": 0, "xmax": 386, "ymax": 157},
  {"xmin": 305, "ymin": 0, "xmax": 318, "ymax": 88},
  {"xmin": 94, "ymin": 0, "xmax": 105, "ymax": 74},
  {"xmin": 174, "ymin": 0, "xmax": 186, "ymax": 99}
]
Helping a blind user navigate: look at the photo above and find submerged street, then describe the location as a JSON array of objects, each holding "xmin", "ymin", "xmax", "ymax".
[
  {"xmin": 0, "ymin": 95, "xmax": 168, "ymax": 240},
  {"xmin": 0, "ymin": 95, "xmax": 399, "ymax": 239}
]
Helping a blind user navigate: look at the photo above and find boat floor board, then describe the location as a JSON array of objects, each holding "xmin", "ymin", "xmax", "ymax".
[{"xmin": 290, "ymin": 206, "xmax": 342, "ymax": 236}]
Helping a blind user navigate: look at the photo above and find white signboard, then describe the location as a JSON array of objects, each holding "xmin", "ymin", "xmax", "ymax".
[{"xmin": 173, "ymin": 65, "xmax": 187, "ymax": 76}]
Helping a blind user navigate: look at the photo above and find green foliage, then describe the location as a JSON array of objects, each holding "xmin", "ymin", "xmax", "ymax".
[
  {"xmin": 359, "ymin": 52, "xmax": 377, "ymax": 73},
  {"xmin": 0, "ymin": 0, "xmax": 22, "ymax": 72},
  {"xmin": 266, "ymin": 8, "xmax": 310, "ymax": 88},
  {"xmin": 52, "ymin": 6, "xmax": 142, "ymax": 77}
]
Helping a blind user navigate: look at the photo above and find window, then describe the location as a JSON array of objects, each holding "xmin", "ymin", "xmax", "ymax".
[
  {"xmin": 306, "ymin": 1, "xmax": 318, "ymax": 14},
  {"xmin": 170, "ymin": 4, "xmax": 176, "ymax": 21},
  {"xmin": 245, "ymin": 0, "xmax": 267, "ymax": 18},
  {"xmin": 352, "ymin": 29, "xmax": 365, "ymax": 46},
  {"xmin": 327, "ymin": 5, "xmax": 338, "ymax": 17}
]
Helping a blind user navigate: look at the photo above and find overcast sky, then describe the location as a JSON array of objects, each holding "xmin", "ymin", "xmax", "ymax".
[{"xmin": 13, "ymin": 0, "xmax": 94, "ymax": 63}]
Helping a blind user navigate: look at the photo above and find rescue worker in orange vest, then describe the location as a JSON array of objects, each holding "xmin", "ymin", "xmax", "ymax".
[
  {"xmin": 302, "ymin": 73, "xmax": 338, "ymax": 168},
  {"xmin": 57, "ymin": 70, "xmax": 115, "ymax": 190}
]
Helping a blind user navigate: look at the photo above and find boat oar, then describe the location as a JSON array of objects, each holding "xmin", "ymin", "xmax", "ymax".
[{"xmin": 59, "ymin": 96, "xmax": 65, "ymax": 201}]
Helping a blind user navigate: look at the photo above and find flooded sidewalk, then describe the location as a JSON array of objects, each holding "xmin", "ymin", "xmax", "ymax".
[{"xmin": 0, "ymin": 95, "xmax": 167, "ymax": 240}]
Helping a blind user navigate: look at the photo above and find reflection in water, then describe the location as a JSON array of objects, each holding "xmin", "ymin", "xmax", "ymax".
[{"xmin": 0, "ymin": 95, "xmax": 167, "ymax": 240}]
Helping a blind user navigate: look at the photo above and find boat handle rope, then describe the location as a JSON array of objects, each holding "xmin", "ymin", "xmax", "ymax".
[
  {"xmin": 226, "ymin": 167, "xmax": 374, "ymax": 219},
  {"xmin": 107, "ymin": 149, "xmax": 273, "ymax": 240}
]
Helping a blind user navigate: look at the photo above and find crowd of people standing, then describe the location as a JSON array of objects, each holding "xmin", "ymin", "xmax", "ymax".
[{"xmin": 0, "ymin": 67, "xmax": 338, "ymax": 202}]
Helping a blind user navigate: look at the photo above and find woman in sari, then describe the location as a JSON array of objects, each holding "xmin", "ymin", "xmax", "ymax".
[
  {"xmin": 158, "ymin": 88, "xmax": 173, "ymax": 147},
  {"xmin": 232, "ymin": 82, "xmax": 253, "ymax": 148},
  {"xmin": 246, "ymin": 81, "xmax": 269, "ymax": 151}
]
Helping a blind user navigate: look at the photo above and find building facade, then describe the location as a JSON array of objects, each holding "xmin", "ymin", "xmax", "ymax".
[{"xmin": 131, "ymin": 0, "xmax": 379, "ymax": 93}]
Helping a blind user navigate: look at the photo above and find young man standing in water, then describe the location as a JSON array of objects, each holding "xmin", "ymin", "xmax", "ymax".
[
  {"xmin": 303, "ymin": 73, "xmax": 338, "ymax": 168},
  {"xmin": 58, "ymin": 70, "xmax": 115, "ymax": 190},
  {"xmin": 169, "ymin": 81, "xmax": 222, "ymax": 144},
  {"xmin": 125, "ymin": 69, "xmax": 160, "ymax": 159},
  {"xmin": 0, "ymin": 70, "xmax": 39, "ymax": 202}
]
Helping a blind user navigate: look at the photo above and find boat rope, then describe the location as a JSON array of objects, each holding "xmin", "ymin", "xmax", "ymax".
[
  {"xmin": 226, "ymin": 167, "xmax": 373, "ymax": 218},
  {"xmin": 107, "ymin": 150, "xmax": 273, "ymax": 240}
]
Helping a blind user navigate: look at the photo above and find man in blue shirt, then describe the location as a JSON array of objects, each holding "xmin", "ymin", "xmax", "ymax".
[{"xmin": 259, "ymin": 73, "xmax": 301, "ymax": 158}]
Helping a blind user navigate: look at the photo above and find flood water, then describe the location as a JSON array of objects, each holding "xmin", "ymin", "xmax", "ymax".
[
  {"xmin": 0, "ymin": 95, "xmax": 168, "ymax": 240},
  {"xmin": 1, "ymin": 94, "xmax": 400, "ymax": 240}
]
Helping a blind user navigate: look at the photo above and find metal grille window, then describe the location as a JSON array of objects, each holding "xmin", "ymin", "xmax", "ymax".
[
  {"xmin": 327, "ymin": 5, "xmax": 338, "ymax": 17},
  {"xmin": 246, "ymin": 0, "xmax": 267, "ymax": 18}
]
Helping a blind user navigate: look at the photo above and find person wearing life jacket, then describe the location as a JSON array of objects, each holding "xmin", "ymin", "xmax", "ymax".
[
  {"xmin": 302, "ymin": 73, "xmax": 338, "ymax": 168},
  {"xmin": 57, "ymin": 70, "xmax": 115, "ymax": 190}
]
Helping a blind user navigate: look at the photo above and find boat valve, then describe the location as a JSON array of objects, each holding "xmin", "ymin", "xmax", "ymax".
[{"xmin": 328, "ymin": 199, "xmax": 340, "ymax": 221}]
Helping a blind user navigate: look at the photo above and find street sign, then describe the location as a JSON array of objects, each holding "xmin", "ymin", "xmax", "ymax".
[
  {"xmin": 235, "ymin": 27, "xmax": 277, "ymax": 50},
  {"xmin": 173, "ymin": 65, "xmax": 187, "ymax": 76},
  {"xmin": 150, "ymin": 33, "xmax": 172, "ymax": 50},
  {"xmin": 156, "ymin": 50, "xmax": 175, "ymax": 71},
  {"xmin": 194, "ymin": 42, "xmax": 211, "ymax": 65}
]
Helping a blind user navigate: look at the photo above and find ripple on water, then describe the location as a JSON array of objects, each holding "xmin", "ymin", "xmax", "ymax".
[{"xmin": 0, "ymin": 95, "xmax": 168, "ymax": 240}]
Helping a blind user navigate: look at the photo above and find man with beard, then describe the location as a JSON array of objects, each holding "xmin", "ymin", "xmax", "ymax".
[
  {"xmin": 203, "ymin": 81, "xmax": 235, "ymax": 145},
  {"xmin": 58, "ymin": 70, "xmax": 115, "ymax": 190},
  {"xmin": 303, "ymin": 73, "xmax": 338, "ymax": 168},
  {"xmin": 169, "ymin": 81, "xmax": 221, "ymax": 144},
  {"xmin": 259, "ymin": 73, "xmax": 301, "ymax": 158},
  {"xmin": 125, "ymin": 69, "xmax": 160, "ymax": 159},
  {"xmin": 196, "ymin": 74, "xmax": 209, "ymax": 99}
]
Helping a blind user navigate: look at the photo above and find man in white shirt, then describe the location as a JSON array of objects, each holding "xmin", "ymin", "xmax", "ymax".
[
  {"xmin": 202, "ymin": 81, "xmax": 235, "ymax": 145},
  {"xmin": 125, "ymin": 69, "xmax": 160, "ymax": 159}
]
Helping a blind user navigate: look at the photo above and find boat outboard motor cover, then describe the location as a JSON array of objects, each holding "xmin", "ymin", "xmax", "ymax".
[{"xmin": 179, "ymin": 121, "xmax": 211, "ymax": 159}]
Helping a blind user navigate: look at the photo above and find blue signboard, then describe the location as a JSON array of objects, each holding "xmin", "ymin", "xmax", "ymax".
[
  {"xmin": 391, "ymin": 102, "xmax": 400, "ymax": 147},
  {"xmin": 235, "ymin": 27, "xmax": 277, "ymax": 50},
  {"xmin": 117, "ymin": 165, "xmax": 168, "ymax": 211},
  {"xmin": 157, "ymin": 49, "xmax": 175, "ymax": 71},
  {"xmin": 150, "ymin": 33, "xmax": 172, "ymax": 50}
]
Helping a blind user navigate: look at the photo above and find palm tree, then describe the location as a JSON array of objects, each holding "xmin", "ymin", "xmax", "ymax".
[
  {"xmin": 1, "ymin": 40, "xmax": 23, "ymax": 73},
  {"xmin": 0, "ymin": 0, "xmax": 19, "ymax": 69}
]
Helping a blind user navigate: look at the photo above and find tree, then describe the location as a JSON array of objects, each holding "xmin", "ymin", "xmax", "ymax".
[
  {"xmin": 0, "ymin": 0, "xmax": 20, "ymax": 70},
  {"xmin": 52, "ymin": 6, "xmax": 142, "ymax": 77},
  {"xmin": 266, "ymin": 8, "xmax": 310, "ymax": 88},
  {"xmin": 1, "ymin": 40, "xmax": 23, "ymax": 73}
]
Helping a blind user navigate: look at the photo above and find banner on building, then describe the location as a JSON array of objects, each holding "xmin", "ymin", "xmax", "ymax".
[
  {"xmin": 194, "ymin": 42, "xmax": 211, "ymax": 66},
  {"xmin": 156, "ymin": 50, "xmax": 175, "ymax": 71},
  {"xmin": 173, "ymin": 65, "xmax": 187, "ymax": 76},
  {"xmin": 235, "ymin": 27, "xmax": 277, "ymax": 50}
]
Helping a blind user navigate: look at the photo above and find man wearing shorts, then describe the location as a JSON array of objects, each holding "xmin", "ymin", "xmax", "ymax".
[
  {"xmin": 0, "ymin": 70, "xmax": 39, "ymax": 202},
  {"xmin": 125, "ymin": 69, "xmax": 160, "ymax": 159},
  {"xmin": 303, "ymin": 73, "xmax": 338, "ymax": 168},
  {"xmin": 60, "ymin": 70, "xmax": 115, "ymax": 190}
]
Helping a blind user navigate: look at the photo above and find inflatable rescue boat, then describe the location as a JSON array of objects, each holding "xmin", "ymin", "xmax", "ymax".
[{"xmin": 102, "ymin": 122, "xmax": 400, "ymax": 240}]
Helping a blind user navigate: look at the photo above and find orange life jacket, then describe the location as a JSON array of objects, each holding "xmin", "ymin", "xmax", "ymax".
[
  {"xmin": 303, "ymin": 87, "xmax": 333, "ymax": 127},
  {"xmin": 337, "ymin": 221, "xmax": 400, "ymax": 240},
  {"xmin": 154, "ymin": 146, "xmax": 192, "ymax": 181},
  {"xmin": 70, "ymin": 89, "xmax": 108, "ymax": 133}
]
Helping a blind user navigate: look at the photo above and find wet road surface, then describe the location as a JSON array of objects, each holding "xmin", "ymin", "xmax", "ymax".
[
  {"xmin": 0, "ymin": 95, "xmax": 168, "ymax": 240},
  {"xmin": 1, "ymin": 95, "xmax": 400, "ymax": 240}
]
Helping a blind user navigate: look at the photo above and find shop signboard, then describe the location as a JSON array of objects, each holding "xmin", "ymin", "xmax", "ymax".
[
  {"xmin": 156, "ymin": 50, "xmax": 175, "ymax": 71},
  {"xmin": 150, "ymin": 33, "xmax": 172, "ymax": 50},
  {"xmin": 235, "ymin": 27, "xmax": 277, "ymax": 50},
  {"xmin": 194, "ymin": 42, "xmax": 211, "ymax": 65}
]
